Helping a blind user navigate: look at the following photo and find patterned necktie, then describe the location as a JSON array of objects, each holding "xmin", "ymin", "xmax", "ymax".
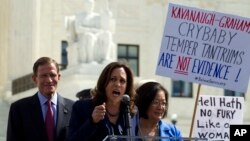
[{"xmin": 45, "ymin": 100, "xmax": 54, "ymax": 141}]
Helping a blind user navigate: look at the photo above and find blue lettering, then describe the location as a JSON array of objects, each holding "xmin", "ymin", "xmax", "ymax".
[
  {"xmin": 158, "ymin": 52, "xmax": 176, "ymax": 68},
  {"xmin": 192, "ymin": 59, "xmax": 231, "ymax": 80}
]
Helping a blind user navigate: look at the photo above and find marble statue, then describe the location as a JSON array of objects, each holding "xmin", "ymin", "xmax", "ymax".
[{"xmin": 65, "ymin": 0, "xmax": 116, "ymax": 65}]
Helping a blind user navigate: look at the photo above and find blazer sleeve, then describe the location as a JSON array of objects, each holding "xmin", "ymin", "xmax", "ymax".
[
  {"xmin": 67, "ymin": 100, "xmax": 99, "ymax": 141},
  {"xmin": 7, "ymin": 103, "xmax": 23, "ymax": 141},
  {"xmin": 159, "ymin": 120, "xmax": 182, "ymax": 140}
]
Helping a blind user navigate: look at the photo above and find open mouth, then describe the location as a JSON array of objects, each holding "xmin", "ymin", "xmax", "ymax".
[{"xmin": 112, "ymin": 90, "xmax": 121, "ymax": 96}]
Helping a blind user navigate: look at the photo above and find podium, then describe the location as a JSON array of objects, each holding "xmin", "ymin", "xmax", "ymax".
[{"xmin": 102, "ymin": 135, "xmax": 208, "ymax": 141}]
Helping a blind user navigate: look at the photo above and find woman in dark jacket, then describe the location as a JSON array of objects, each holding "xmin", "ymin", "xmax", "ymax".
[{"xmin": 68, "ymin": 62, "xmax": 137, "ymax": 141}]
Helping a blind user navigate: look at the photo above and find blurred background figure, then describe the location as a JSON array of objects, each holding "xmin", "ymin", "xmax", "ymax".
[
  {"xmin": 171, "ymin": 113, "xmax": 178, "ymax": 125},
  {"xmin": 75, "ymin": 88, "xmax": 93, "ymax": 100}
]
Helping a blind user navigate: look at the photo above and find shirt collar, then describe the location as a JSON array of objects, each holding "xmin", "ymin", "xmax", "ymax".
[{"xmin": 38, "ymin": 92, "xmax": 58, "ymax": 106}]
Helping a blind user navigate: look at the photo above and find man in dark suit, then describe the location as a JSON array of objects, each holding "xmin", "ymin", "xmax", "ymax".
[{"xmin": 7, "ymin": 57, "xmax": 74, "ymax": 141}]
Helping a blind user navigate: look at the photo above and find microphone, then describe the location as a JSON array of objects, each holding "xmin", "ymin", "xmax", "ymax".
[
  {"xmin": 122, "ymin": 94, "xmax": 132, "ymax": 139},
  {"xmin": 122, "ymin": 94, "xmax": 130, "ymax": 105}
]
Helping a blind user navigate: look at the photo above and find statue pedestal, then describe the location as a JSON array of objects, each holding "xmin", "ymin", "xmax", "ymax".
[{"xmin": 58, "ymin": 63, "xmax": 109, "ymax": 100}]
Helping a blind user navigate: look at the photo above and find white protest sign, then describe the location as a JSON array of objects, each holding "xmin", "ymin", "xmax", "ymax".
[
  {"xmin": 156, "ymin": 3, "xmax": 250, "ymax": 93},
  {"xmin": 193, "ymin": 95, "xmax": 244, "ymax": 141}
]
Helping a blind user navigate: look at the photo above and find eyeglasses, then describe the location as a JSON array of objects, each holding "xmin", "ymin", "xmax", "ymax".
[{"xmin": 151, "ymin": 100, "xmax": 167, "ymax": 108}]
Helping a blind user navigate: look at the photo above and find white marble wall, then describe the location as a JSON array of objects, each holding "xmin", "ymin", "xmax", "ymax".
[{"xmin": 0, "ymin": 0, "xmax": 9, "ymax": 99}]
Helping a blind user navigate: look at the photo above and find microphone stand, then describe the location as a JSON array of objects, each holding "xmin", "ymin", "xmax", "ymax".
[
  {"xmin": 122, "ymin": 95, "xmax": 132, "ymax": 141},
  {"xmin": 124, "ymin": 104, "xmax": 132, "ymax": 141}
]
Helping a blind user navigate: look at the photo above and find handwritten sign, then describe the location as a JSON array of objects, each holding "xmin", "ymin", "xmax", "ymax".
[
  {"xmin": 193, "ymin": 95, "xmax": 244, "ymax": 141},
  {"xmin": 156, "ymin": 3, "xmax": 250, "ymax": 93}
]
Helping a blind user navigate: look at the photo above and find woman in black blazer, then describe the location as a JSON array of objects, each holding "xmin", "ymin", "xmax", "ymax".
[{"xmin": 68, "ymin": 61, "xmax": 137, "ymax": 141}]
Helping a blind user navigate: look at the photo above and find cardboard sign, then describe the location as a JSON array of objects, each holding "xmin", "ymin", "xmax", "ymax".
[
  {"xmin": 193, "ymin": 95, "xmax": 244, "ymax": 141},
  {"xmin": 156, "ymin": 3, "xmax": 250, "ymax": 93}
]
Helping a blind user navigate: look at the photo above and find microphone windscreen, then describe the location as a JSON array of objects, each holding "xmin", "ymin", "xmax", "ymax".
[{"xmin": 122, "ymin": 94, "xmax": 130, "ymax": 105}]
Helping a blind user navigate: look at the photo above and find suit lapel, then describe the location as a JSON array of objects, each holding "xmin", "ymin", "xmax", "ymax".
[
  {"xmin": 30, "ymin": 94, "xmax": 47, "ymax": 140},
  {"xmin": 55, "ymin": 94, "xmax": 70, "ymax": 139}
]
